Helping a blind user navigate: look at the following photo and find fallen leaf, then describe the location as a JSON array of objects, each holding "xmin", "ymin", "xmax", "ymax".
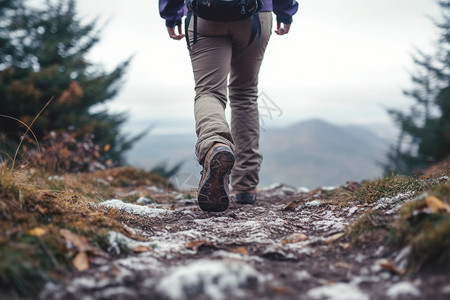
[
  {"xmin": 281, "ymin": 233, "xmax": 308, "ymax": 244},
  {"xmin": 187, "ymin": 240, "xmax": 210, "ymax": 251},
  {"xmin": 73, "ymin": 251, "xmax": 89, "ymax": 272},
  {"xmin": 283, "ymin": 201, "xmax": 298, "ymax": 211},
  {"xmin": 270, "ymin": 285, "xmax": 288, "ymax": 294},
  {"xmin": 379, "ymin": 259, "xmax": 405, "ymax": 275},
  {"xmin": 426, "ymin": 195, "xmax": 450, "ymax": 213},
  {"xmin": 230, "ymin": 247, "xmax": 249, "ymax": 255},
  {"xmin": 27, "ymin": 227, "xmax": 47, "ymax": 237},
  {"xmin": 326, "ymin": 232, "xmax": 345, "ymax": 244},
  {"xmin": 334, "ymin": 261, "xmax": 351, "ymax": 269},
  {"xmin": 60, "ymin": 229, "xmax": 91, "ymax": 252},
  {"xmin": 131, "ymin": 246, "xmax": 152, "ymax": 253},
  {"xmin": 342, "ymin": 243, "xmax": 351, "ymax": 249}
]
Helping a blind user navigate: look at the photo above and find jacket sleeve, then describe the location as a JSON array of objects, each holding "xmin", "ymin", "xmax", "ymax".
[
  {"xmin": 159, "ymin": 0, "xmax": 186, "ymax": 28},
  {"xmin": 273, "ymin": 0, "xmax": 299, "ymax": 24}
]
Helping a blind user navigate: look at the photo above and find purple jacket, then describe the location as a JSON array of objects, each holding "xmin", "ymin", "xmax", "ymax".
[{"xmin": 159, "ymin": 0, "xmax": 299, "ymax": 28}]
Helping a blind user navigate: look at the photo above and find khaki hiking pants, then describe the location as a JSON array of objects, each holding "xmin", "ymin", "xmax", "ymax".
[{"xmin": 188, "ymin": 12, "xmax": 273, "ymax": 192}]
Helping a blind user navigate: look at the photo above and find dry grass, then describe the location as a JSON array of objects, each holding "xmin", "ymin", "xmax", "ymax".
[
  {"xmin": 343, "ymin": 161, "xmax": 450, "ymax": 273},
  {"xmin": 0, "ymin": 163, "xmax": 169, "ymax": 297},
  {"xmin": 388, "ymin": 182, "xmax": 450, "ymax": 272}
]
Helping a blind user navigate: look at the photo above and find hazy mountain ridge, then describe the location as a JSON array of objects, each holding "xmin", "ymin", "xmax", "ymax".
[
  {"xmin": 126, "ymin": 119, "xmax": 390, "ymax": 189},
  {"xmin": 260, "ymin": 119, "xmax": 389, "ymax": 188}
]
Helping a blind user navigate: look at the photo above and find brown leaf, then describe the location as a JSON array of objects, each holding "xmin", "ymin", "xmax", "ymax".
[
  {"xmin": 60, "ymin": 229, "xmax": 92, "ymax": 252},
  {"xmin": 230, "ymin": 247, "xmax": 249, "ymax": 255},
  {"xmin": 379, "ymin": 259, "xmax": 405, "ymax": 275},
  {"xmin": 334, "ymin": 261, "xmax": 351, "ymax": 269},
  {"xmin": 270, "ymin": 285, "xmax": 288, "ymax": 294},
  {"xmin": 73, "ymin": 251, "xmax": 89, "ymax": 272},
  {"xmin": 27, "ymin": 227, "xmax": 47, "ymax": 237},
  {"xmin": 131, "ymin": 246, "xmax": 152, "ymax": 253},
  {"xmin": 326, "ymin": 232, "xmax": 345, "ymax": 244},
  {"xmin": 187, "ymin": 240, "xmax": 209, "ymax": 251},
  {"xmin": 283, "ymin": 201, "xmax": 298, "ymax": 211},
  {"xmin": 426, "ymin": 195, "xmax": 450, "ymax": 213},
  {"xmin": 342, "ymin": 243, "xmax": 351, "ymax": 249},
  {"xmin": 281, "ymin": 233, "xmax": 308, "ymax": 244}
]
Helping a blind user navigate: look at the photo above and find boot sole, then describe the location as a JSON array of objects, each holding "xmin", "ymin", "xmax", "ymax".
[{"xmin": 198, "ymin": 149, "xmax": 235, "ymax": 212}]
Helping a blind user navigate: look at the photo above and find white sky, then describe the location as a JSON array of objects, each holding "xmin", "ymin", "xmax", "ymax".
[{"xmin": 72, "ymin": 0, "xmax": 442, "ymax": 138}]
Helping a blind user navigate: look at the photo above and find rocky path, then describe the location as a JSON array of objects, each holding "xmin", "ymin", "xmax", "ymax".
[{"xmin": 40, "ymin": 184, "xmax": 450, "ymax": 300}]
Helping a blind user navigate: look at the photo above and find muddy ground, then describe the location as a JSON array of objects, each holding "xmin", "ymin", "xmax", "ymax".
[{"xmin": 39, "ymin": 184, "xmax": 450, "ymax": 300}]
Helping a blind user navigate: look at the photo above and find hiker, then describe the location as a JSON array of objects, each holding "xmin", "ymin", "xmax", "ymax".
[{"xmin": 159, "ymin": 0, "xmax": 299, "ymax": 212}]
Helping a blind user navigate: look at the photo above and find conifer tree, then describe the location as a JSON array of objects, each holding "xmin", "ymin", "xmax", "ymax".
[
  {"xmin": 385, "ymin": 0, "xmax": 450, "ymax": 174},
  {"xmin": 0, "ymin": 0, "xmax": 140, "ymax": 164}
]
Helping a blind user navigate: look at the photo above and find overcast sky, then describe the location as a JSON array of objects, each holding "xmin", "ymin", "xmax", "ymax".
[{"xmin": 72, "ymin": 0, "xmax": 442, "ymax": 139}]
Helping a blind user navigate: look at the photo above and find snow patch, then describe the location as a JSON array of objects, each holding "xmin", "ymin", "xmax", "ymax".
[
  {"xmin": 313, "ymin": 210, "xmax": 346, "ymax": 231},
  {"xmin": 157, "ymin": 259, "xmax": 264, "ymax": 300},
  {"xmin": 298, "ymin": 187, "xmax": 310, "ymax": 193},
  {"xmin": 372, "ymin": 192, "xmax": 415, "ymax": 214},
  {"xmin": 295, "ymin": 270, "xmax": 311, "ymax": 281},
  {"xmin": 99, "ymin": 199, "xmax": 170, "ymax": 218},
  {"xmin": 211, "ymin": 250, "xmax": 263, "ymax": 262},
  {"xmin": 321, "ymin": 186, "xmax": 337, "ymax": 191},
  {"xmin": 136, "ymin": 196, "xmax": 153, "ymax": 204},
  {"xmin": 307, "ymin": 282, "xmax": 369, "ymax": 300},
  {"xmin": 347, "ymin": 206, "xmax": 358, "ymax": 216},
  {"xmin": 107, "ymin": 231, "xmax": 156, "ymax": 255},
  {"xmin": 386, "ymin": 281, "xmax": 421, "ymax": 298},
  {"xmin": 306, "ymin": 200, "xmax": 322, "ymax": 207}
]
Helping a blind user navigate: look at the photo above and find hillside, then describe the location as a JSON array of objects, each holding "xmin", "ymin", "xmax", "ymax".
[{"xmin": 126, "ymin": 119, "xmax": 389, "ymax": 189}]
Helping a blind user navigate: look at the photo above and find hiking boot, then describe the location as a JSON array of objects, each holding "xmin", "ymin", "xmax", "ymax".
[
  {"xmin": 235, "ymin": 190, "xmax": 257, "ymax": 204},
  {"xmin": 197, "ymin": 143, "xmax": 235, "ymax": 212}
]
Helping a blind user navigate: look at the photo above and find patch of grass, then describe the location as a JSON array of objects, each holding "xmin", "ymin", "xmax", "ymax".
[
  {"xmin": 342, "ymin": 162, "xmax": 450, "ymax": 273},
  {"xmin": 328, "ymin": 175, "xmax": 437, "ymax": 208},
  {"xmin": 0, "ymin": 164, "xmax": 165, "ymax": 297},
  {"xmin": 0, "ymin": 228, "xmax": 70, "ymax": 295},
  {"xmin": 388, "ymin": 183, "xmax": 450, "ymax": 272},
  {"xmin": 346, "ymin": 210, "xmax": 389, "ymax": 246},
  {"xmin": 353, "ymin": 175, "xmax": 432, "ymax": 204}
]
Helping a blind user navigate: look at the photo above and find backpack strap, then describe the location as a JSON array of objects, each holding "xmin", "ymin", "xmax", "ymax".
[
  {"xmin": 244, "ymin": 13, "xmax": 261, "ymax": 53},
  {"xmin": 185, "ymin": 10, "xmax": 198, "ymax": 51}
]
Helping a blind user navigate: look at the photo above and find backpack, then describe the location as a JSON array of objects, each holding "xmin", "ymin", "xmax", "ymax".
[
  {"xmin": 185, "ymin": 0, "xmax": 263, "ymax": 51},
  {"xmin": 188, "ymin": 0, "xmax": 263, "ymax": 22}
]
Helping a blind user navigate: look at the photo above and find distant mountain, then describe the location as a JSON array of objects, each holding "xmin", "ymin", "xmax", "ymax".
[
  {"xmin": 125, "ymin": 119, "xmax": 389, "ymax": 189},
  {"xmin": 259, "ymin": 119, "xmax": 389, "ymax": 188}
]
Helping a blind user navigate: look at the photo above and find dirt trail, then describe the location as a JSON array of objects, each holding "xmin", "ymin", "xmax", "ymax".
[{"xmin": 40, "ymin": 184, "xmax": 450, "ymax": 300}]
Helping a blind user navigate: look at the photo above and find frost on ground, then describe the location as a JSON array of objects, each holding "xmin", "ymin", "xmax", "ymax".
[
  {"xmin": 40, "ymin": 185, "xmax": 448, "ymax": 300},
  {"xmin": 157, "ymin": 259, "xmax": 264, "ymax": 300},
  {"xmin": 307, "ymin": 282, "xmax": 369, "ymax": 300}
]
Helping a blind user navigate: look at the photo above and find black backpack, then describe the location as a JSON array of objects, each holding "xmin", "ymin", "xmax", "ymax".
[{"xmin": 185, "ymin": 0, "xmax": 263, "ymax": 51}]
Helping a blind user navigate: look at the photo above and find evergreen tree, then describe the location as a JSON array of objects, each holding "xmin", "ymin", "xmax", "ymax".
[
  {"xmin": 0, "ymin": 0, "xmax": 141, "ymax": 165},
  {"xmin": 385, "ymin": 0, "xmax": 450, "ymax": 174}
]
